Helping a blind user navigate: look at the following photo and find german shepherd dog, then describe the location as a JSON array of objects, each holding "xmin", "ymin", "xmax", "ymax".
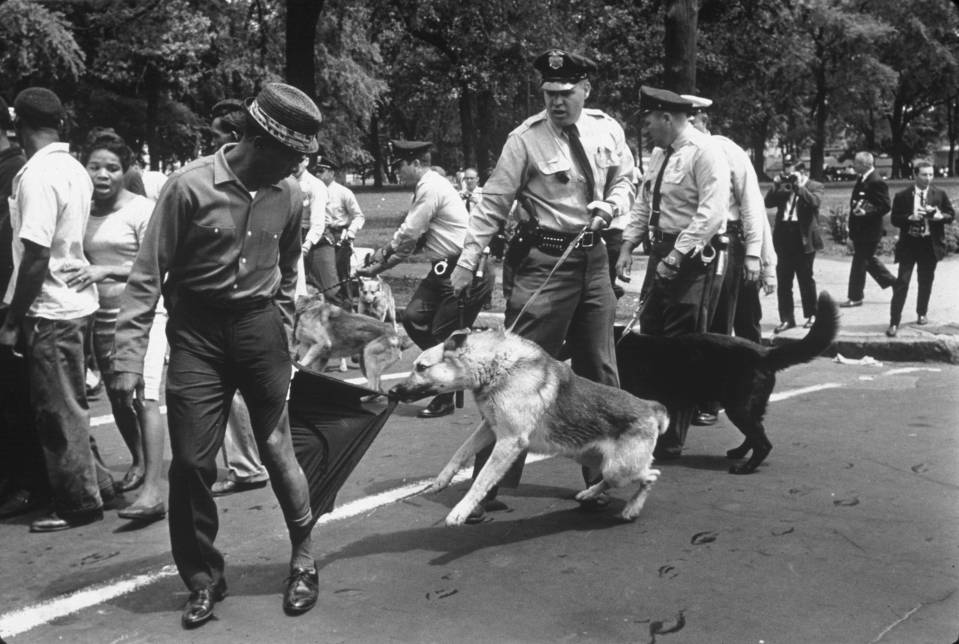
[
  {"xmin": 390, "ymin": 329, "xmax": 669, "ymax": 526},
  {"xmin": 357, "ymin": 276, "xmax": 397, "ymax": 330},
  {"xmin": 616, "ymin": 291, "xmax": 839, "ymax": 474},
  {"xmin": 292, "ymin": 293, "xmax": 413, "ymax": 392}
]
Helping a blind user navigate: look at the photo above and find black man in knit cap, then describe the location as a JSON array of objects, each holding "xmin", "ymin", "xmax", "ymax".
[
  {"xmin": 615, "ymin": 86, "xmax": 730, "ymax": 460},
  {"xmin": 1, "ymin": 87, "xmax": 115, "ymax": 531},
  {"xmin": 449, "ymin": 49, "xmax": 636, "ymax": 520},
  {"xmin": 112, "ymin": 82, "xmax": 322, "ymax": 628},
  {"xmin": 357, "ymin": 140, "xmax": 493, "ymax": 419}
]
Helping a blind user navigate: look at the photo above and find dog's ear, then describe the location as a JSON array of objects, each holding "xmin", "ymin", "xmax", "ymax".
[{"xmin": 442, "ymin": 329, "xmax": 470, "ymax": 353}]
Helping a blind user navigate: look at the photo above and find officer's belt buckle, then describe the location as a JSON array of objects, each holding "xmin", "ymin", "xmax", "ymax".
[{"xmin": 579, "ymin": 231, "xmax": 594, "ymax": 248}]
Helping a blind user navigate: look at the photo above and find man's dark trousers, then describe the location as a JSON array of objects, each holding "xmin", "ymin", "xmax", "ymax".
[
  {"xmin": 776, "ymin": 227, "xmax": 817, "ymax": 323},
  {"xmin": 890, "ymin": 237, "xmax": 937, "ymax": 325},
  {"xmin": 165, "ymin": 297, "xmax": 307, "ymax": 591},
  {"xmin": 848, "ymin": 240, "xmax": 896, "ymax": 301}
]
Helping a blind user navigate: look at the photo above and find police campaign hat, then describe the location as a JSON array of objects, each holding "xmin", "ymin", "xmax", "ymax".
[
  {"xmin": 390, "ymin": 139, "xmax": 432, "ymax": 165},
  {"xmin": 680, "ymin": 93, "xmax": 713, "ymax": 113},
  {"xmin": 533, "ymin": 49, "xmax": 597, "ymax": 91},
  {"xmin": 13, "ymin": 87, "xmax": 65, "ymax": 128},
  {"xmin": 245, "ymin": 82, "xmax": 322, "ymax": 154},
  {"xmin": 639, "ymin": 86, "xmax": 694, "ymax": 114},
  {"xmin": 316, "ymin": 156, "xmax": 338, "ymax": 172}
]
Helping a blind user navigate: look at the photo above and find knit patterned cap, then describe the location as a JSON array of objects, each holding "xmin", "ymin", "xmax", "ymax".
[{"xmin": 245, "ymin": 83, "xmax": 321, "ymax": 154}]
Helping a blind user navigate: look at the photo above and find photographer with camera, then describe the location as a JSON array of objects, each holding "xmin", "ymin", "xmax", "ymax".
[
  {"xmin": 885, "ymin": 159, "xmax": 955, "ymax": 337},
  {"xmin": 765, "ymin": 154, "xmax": 824, "ymax": 333},
  {"xmin": 843, "ymin": 151, "xmax": 896, "ymax": 307}
]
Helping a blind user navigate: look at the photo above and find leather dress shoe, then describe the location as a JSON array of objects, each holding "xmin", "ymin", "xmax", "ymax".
[
  {"xmin": 283, "ymin": 567, "xmax": 319, "ymax": 615},
  {"xmin": 692, "ymin": 412, "xmax": 717, "ymax": 426},
  {"xmin": 0, "ymin": 489, "xmax": 46, "ymax": 519},
  {"xmin": 211, "ymin": 478, "xmax": 269, "ymax": 497},
  {"xmin": 117, "ymin": 502, "xmax": 166, "ymax": 522},
  {"xmin": 917, "ymin": 315, "xmax": 929, "ymax": 325},
  {"xmin": 30, "ymin": 509, "xmax": 103, "ymax": 532},
  {"xmin": 885, "ymin": 324, "xmax": 898, "ymax": 338},
  {"xmin": 773, "ymin": 320, "xmax": 796, "ymax": 334},
  {"xmin": 653, "ymin": 446, "xmax": 682, "ymax": 461},
  {"xmin": 839, "ymin": 299, "xmax": 863, "ymax": 308},
  {"xmin": 417, "ymin": 395, "xmax": 455, "ymax": 419},
  {"xmin": 182, "ymin": 578, "xmax": 227, "ymax": 629}
]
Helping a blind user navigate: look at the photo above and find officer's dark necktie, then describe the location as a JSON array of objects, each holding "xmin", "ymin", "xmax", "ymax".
[
  {"xmin": 649, "ymin": 145, "xmax": 674, "ymax": 230},
  {"xmin": 564, "ymin": 124, "xmax": 595, "ymax": 202}
]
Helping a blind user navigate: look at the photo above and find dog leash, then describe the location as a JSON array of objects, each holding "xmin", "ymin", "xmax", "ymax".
[{"xmin": 506, "ymin": 225, "xmax": 590, "ymax": 334}]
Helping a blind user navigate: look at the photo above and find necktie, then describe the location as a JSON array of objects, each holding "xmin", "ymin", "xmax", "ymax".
[
  {"xmin": 564, "ymin": 124, "xmax": 595, "ymax": 202},
  {"xmin": 649, "ymin": 145, "xmax": 674, "ymax": 230}
]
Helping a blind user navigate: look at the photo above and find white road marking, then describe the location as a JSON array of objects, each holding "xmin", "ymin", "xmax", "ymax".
[{"xmin": 4, "ymin": 377, "xmax": 838, "ymax": 638}]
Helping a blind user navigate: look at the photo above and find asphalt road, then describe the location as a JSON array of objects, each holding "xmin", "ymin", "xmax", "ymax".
[{"xmin": 1, "ymin": 351, "xmax": 957, "ymax": 643}]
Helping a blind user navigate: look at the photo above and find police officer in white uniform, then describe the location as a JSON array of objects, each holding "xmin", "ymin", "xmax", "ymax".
[
  {"xmin": 358, "ymin": 140, "xmax": 493, "ymax": 418},
  {"xmin": 615, "ymin": 86, "xmax": 730, "ymax": 459},
  {"xmin": 450, "ymin": 49, "xmax": 635, "ymax": 518}
]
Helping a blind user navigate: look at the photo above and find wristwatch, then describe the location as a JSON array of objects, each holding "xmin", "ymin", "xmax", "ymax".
[{"xmin": 662, "ymin": 253, "xmax": 681, "ymax": 269}]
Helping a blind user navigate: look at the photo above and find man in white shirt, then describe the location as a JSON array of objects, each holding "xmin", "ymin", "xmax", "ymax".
[
  {"xmin": 315, "ymin": 157, "xmax": 364, "ymax": 306},
  {"xmin": 296, "ymin": 156, "xmax": 330, "ymax": 292},
  {"xmin": 0, "ymin": 87, "xmax": 110, "ymax": 532}
]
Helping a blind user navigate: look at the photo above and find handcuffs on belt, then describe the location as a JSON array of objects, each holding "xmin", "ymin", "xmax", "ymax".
[{"xmin": 432, "ymin": 258, "xmax": 450, "ymax": 276}]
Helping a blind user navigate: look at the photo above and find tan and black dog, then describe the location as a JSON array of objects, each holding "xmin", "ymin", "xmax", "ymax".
[
  {"xmin": 357, "ymin": 276, "xmax": 397, "ymax": 331},
  {"xmin": 390, "ymin": 328, "xmax": 669, "ymax": 526},
  {"xmin": 616, "ymin": 291, "xmax": 839, "ymax": 474},
  {"xmin": 292, "ymin": 293, "xmax": 413, "ymax": 392}
]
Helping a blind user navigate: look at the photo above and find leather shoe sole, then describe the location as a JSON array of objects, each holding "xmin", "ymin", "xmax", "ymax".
[
  {"xmin": 30, "ymin": 510, "xmax": 103, "ymax": 532},
  {"xmin": 839, "ymin": 300, "xmax": 863, "ymax": 308},
  {"xmin": 692, "ymin": 412, "xmax": 717, "ymax": 426},
  {"xmin": 182, "ymin": 579, "xmax": 227, "ymax": 629},
  {"xmin": 417, "ymin": 403, "xmax": 455, "ymax": 419},
  {"xmin": 283, "ymin": 567, "xmax": 319, "ymax": 615},
  {"xmin": 118, "ymin": 502, "xmax": 166, "ymax": 522},
  {"xmin": 211, "ymin": 478, "xmax": 269, "ymax": 497},
  {"xmin": 773, "ymin": 321, "xmax": 796, "ymax": 334}
]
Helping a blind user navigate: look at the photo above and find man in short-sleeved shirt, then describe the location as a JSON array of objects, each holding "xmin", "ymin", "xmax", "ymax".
[{"xmin": 0, "ymin": 87, "xmax": 107, "ymax": 532}]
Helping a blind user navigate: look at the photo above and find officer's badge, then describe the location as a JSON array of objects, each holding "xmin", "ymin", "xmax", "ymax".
[{"xmin": 548, "ymin": 52, "xmax": 564, "ymax": 70}]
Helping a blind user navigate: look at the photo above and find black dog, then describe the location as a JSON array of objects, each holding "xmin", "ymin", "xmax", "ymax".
[{"xmin": 616, "ymin": 291, "xmax": 838, "ymax": 474}]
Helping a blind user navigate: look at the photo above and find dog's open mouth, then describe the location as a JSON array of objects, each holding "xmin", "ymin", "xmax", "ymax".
[{"xmin": 388, "ymin": 383, "xmax": 438, "ymax": 402}]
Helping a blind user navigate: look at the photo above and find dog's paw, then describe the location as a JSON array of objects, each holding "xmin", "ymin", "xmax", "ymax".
[
  {"xmin": 444, "ymin": 505, "xmax": 473, "ymax": 526},
  {"xmin": 617, "ymin": 509, "xmax": 641, "ymax": 522}
]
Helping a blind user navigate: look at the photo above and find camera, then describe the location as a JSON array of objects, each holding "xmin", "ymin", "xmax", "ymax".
[{"xmin": 778, "ymin": 172, "xmax": 799, "ymax": 192}]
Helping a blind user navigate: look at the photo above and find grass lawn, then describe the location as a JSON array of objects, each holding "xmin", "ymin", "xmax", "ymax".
[{"xmin": 349, "ymin": 179, "xmax": 959, "ymax": 314}]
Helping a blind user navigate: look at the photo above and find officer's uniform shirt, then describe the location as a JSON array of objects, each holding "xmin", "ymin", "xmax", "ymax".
[
  {"xmin": 624, "ymin": 124, "xmax": 729, "ymax": 256},
  {"xmin": 713, "ymin": 134, "xmax": 764, "ymax": 257},
  {"xmin": 388, "ymin": 169, "xmax": 468, "ymax": 263},
  {"xmin": 325, "ymin": 179, "xmax": 365, "ymax": 236},
  {"xmin": 299, "ymin": 169, "xmax": 328, "ymax": 245},
  {"xmin": 458, "ymin": 108, "xmax": 635, "ymax": 271}
]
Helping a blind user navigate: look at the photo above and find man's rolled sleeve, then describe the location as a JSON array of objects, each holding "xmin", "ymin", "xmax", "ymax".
[
  {"xmin": 389, "ymin": 185, "xmax": 436, "ymax": 262},
  {"xmin": 459, "ymin": 138, "xmax": 524, "ymax": 271},
  {"xmin": 16, "ymin": 171, "xmax": 59, "ymax": 249},
  {"xmin": 738, "ymin": 161, "xmax": 766, "ymax": 257}
]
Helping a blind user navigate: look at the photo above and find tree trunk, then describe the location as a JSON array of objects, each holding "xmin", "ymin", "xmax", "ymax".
[
  {"xmin": 888, "ymin": 95, "xmax": 906, "ymax": 179},
  {"xmin": 947, "ymin": 95, "xmax": 958, "ymax": 177},
  {"xmin": 458, "ymin": 83, "xmax": 477, "ymax": 171},
  {"xmin": 144, "ymin": 61, "xmax": 160, "ymax": 171},
  {"xmin": 810, "ymin": 62, "xmax": 827, "ymax": 181},
  {"xmin": 476, "ymin": 90, "xmax": 495, "ymax": 178},
  {"xmin": 369, "ymin": 106, "xmax": 383, "ymax": 187},
  {"xmin": 285, "ymin": 0, "xmax": 325, "ymax": 99},
  {"xmin": 663, "ymin": 0, "xmax": 698, "ymax": 93},
  {"xmin": 750, "ymin": 117, "xmax": 769, "ymax": 179}
]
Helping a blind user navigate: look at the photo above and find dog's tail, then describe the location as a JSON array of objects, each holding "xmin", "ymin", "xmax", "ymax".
[{"xmin": 765, "ymin": 291, "xmax": 838, "ymax": 372}]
